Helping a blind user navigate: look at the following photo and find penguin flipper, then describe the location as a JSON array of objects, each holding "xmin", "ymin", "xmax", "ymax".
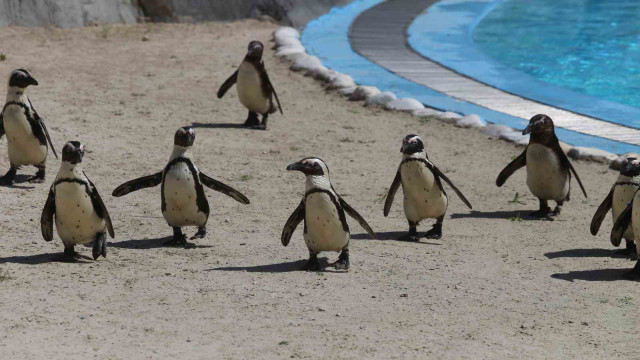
[
  {"xmin": 282, "ymin": 199, "xmax": 305, "ymax": 246},
  {"xmin": 85, "ymin": 173, "xmax": 115, "ymax": 238},
  {"xmin": 426, "ymin": 160, "xmax": 472, "ymax": 209},
  {"xmin": 383, "ymin": 169, "xmax": 401, "ymax": 217},
  {"xmin": 496, "ymin": 150, "xmax": 526, "ymax": 187},
  {"xmin": 217, "ymin": 70, "xmax": 238, "ymax": 99},
  {"xmin": 199, "ymin": 172, "xmax": 250, "ymax": 204},
  {"xmin": 567, "ymin": 160, "xmax": 588, "ymax": 198},
  {"xmin": 41, "ymin": 185, "xmax": 56, "ymax": 242},
  {"xmin": 611, "ymin": 200, "xmax": 633, "ymax": 247},
  {"xmin": 338, "ymin": 197, "xmax": 376, "ymax": 239},
  {"xmin": 27, "ymin": 97, "xmax": 58, "ymax": 159},
  {"xmin": 590, "ymin": 187, "xmax": 614, "ymax": 235},
  {"xmin": 260, "ymin": 61, "xmax": 283, "ymax": 115},
  {"xmin": 112, "ymin": 172, "xmax": 162, "ymax": 197},
  {"xmin": 0, "ymin": 112, "xmax": 4, "ymax": 139}
]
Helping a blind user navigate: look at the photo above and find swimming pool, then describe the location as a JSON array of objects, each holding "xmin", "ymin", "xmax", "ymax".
[{"xmin": 473, "ymin": 0, "xmax": 640, "ymax": 109}]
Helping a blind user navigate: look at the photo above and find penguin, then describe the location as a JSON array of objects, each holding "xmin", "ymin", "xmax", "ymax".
[
  {"xmin": 0, "ymin": 69, "xmax": 57, "ymax": 185},
  {"xmin": 41, "ymin": 141, "xmax": 114, "ymax": 261},
  {"xmin": 496, "ymin": 114, "xmax": 587, "ymax": 218},
  {"xmin": 610, "ymin": 159, "xmax": 640, "ymax": 279},
  {"xmin": 591, "ymin": 157, "xmax": 640, "ymax": 256},
  {"xmin": 282, "ymin": 157, "xmax": 376, "ymax": 271},
  {"xmin": 383, "ymin": 135, "xmax": 472, "ymax": 241},
  {"xmin": 112, "ymin": 127, "xmax": 250, "ymax": 247},
  {"xmin": 217, "ymin": 41, "xmax": 282, "ymax": 130}
]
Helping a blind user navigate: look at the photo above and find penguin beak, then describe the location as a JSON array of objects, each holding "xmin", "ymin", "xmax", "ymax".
[
  {"xmin": 286, "ymin": 161, "xmax": 305, "ymax": 172},
  {"xmin": 28, "ymin": 76, "xmax": 39, "ymax": 86},
  {"xmin": 522, "ymin": 124, "xmax": 533, "ymax": 135}
]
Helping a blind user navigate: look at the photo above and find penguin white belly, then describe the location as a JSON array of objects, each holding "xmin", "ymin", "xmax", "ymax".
[
  {"xmin": 54, "ymin": 182, "xmax": 106, "ymax": 245},
  {"xmin": 304, "ymin": 193, "xmax": 349, "ymax": 252},
  {"xmin": 631, "ymin": 192, "xmax": 640, "ymax": 252},
  {"xmin": 526, "ymin": 144, "xmax": 569, "ymax": 201},
  {"xmin": 3, "ymin": 106, "xmax": 46, "ymax": 166},
  {"xmin": 613, "ymin": 185, "xmax": 637, "ymax": 240},
  {"xmin": 237, "ymin": 62, "xmax": 270, "ymax": 114},
  {"xmin": 400, "ymin": 161, "xmax": 448, "ymax": 223},
  {"xmin": 162, "ymin": 162, "xmax": 207, "ymax": 227}
]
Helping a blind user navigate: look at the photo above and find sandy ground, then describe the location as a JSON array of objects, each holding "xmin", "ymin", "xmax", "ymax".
[{"xmin": 0, "ymin": 20, "xmax": 639, "ymax": 360}]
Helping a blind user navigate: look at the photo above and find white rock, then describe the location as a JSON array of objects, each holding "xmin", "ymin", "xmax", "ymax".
[
  {"xmin": 610, "ymin": 152, "xmax": 640, "ymax": 171},
  {"xmin": 285, "ymin": 52, "xmax": 308, "ymax": 63},
  {"xmin": 338, "ymin": 86, "xmax": 357, "ymax": 97},
  {"xmin": 328, "ymin": 74, "xmax": 356, "ymax": 89},
  {"xmin": 455, "ymin": 114, "xmax": 485, "ymax": 128},
  {"xmin": 411, "ymin": 108, "xmax": 444, "ymax": 117},
  {"xmin": 305, "ymin": 67, "xmax": 339, "ymax": 82},
  {"xmin": 442, "ymin": 111, "xmax": 462, "ymax": 119},
  {"xmin": 275, "ymin": 44, "xmax": 305, "ymax": 57},
  {"xmin": 385, "ymin": 98, "xmax": 424, "ymax": 111},
  {"xmin": 290, "ymin": 55, "xmax": 323, "ymax": 72},
  {"xmin": 365, "ymin": 91, "xmax": 397, "ymax": 107},
  {"xmin": 274, "ymin": 27, "xmax": 300, "ymax": 44},
  {"xmin": 481, "ymin": 124, "xmax": 512, "ymax": 138},
  {"xmin": 568, "ymin": 147, "xmax": 618, "ymax": 163},
  {"xmin": 349, "ymin": 86, "xmax": 380, "ymax": 101},
  {"xmin": 499, "ymin": 131, "xmax": 529, "ymax": 145},
  {"xmin": 275, "ymin": 36, "xmax": 302, "ymax": 48}
]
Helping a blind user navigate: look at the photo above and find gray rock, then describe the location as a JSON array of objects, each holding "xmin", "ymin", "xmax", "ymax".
[
  {"xmin": 610, "ymin": 152, "xmax": 640, "ymax": 171},
  {"xmin": 338, "ymin": 86, "xmax": 357, "ymax": 97},
  {"xmin": 290, "ymin": 54, "xmax": 322, "ymax": 72},
  {"xmin": 455, "ymin": 114, "xmax": 485, "ymax": 128},
  {"xmin": 411, "ymin": 108, "xmax": 444, "ymax": 117},
  {"xmin": 568, "ymin": 147, "xmax": 618, "ymax": 163},
  {"xmin": 481, "ymin": 124, "xmax": 513, "ymax": 138},
  {"xmin": 384, "ymin": 98, "xmax": 424, "ymax": 111},
  {"xmin": 365, "ymin": 92, "xmax": 397, "ymax": 107},
  {"xmin": 0, "ymin": 0, "xmax": 140, "ymax": 28},
  {"xmin": 349, "ymin": 86, "xmax": 380, "ymax": 101},
  {"xmin": 499, "ymin": 131, "xmax": 529, "ymax": 146},
  {"xmin": 328, "ymin": 74, "xmax": 356, "ymax": 90},
  {"xmin": 442, "ymin": 111, "xmax": 462, "ymax": 119}
]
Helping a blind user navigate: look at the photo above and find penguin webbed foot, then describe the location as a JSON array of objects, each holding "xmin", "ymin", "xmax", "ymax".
[
  {"xmin": 92, "ymin": 233, "xmax": 107, "ymax": 260},
  {"xmin": 0, "ymin": 167, "xmax": 17, "ymax": 186},
  {"xmin": 398, "ymin": 234, "xmax": 420, "ymax": 242},
  {"xmin": 26, "ymin": 167, "xmax": 45, "ymax": 183},
  {"xmin": 164, "ymin": 227, "xmax": 194, "ymax": 248},
  {"xmin": 623, "ymin": 263, "xmax": 640, "ymax": 280},
  {"xmin": 300, "ymin": 254, "xmax": 319, "ymax": 271},
  {"xmin": 190, "ymin": 227, "xmax": 206, "ymax": 240},
  {"xmin": 56, "ymin": 246, "xmax": 93, "ymax": 262},
  {"xmin": 332, "ymin": 250, "xmax": 349, "ymax": 271},
  {"xmin": 243, "ymin": 111, "xmax": 260, "ymax": 127},
  {"xmin": 423, "ymin": 226, "xmax": 442, "ymax": 240},
  {"xmin": 619, "ymin": 241, "xmax": 639, "ymax": 259},
  {"xmin": 528, "ymin": 209, "xmax": 553, "ymax": 220}
]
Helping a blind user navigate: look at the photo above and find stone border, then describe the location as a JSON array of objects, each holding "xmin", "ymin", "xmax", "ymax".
[{"xmin": 272, "ymin": 27, "xmax": 636, "ymax": 170}]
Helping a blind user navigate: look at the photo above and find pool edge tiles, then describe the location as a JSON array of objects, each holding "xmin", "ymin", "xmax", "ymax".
[
  {"xmin": 301, "ymin": 0, "xmax": 640, "ymax": 154},
  {"xmin": 407, "ymin": 0, "xmax": 640, "ymax": 130}
]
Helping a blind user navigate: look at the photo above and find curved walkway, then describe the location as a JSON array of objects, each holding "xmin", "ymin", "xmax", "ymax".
[{"xmin": 349, "ymin": 0, "xmax": 640, "ymax": 147}]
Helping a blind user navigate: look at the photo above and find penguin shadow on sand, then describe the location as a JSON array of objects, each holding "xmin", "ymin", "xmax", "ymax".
[
  {"xmin": 351, "ymin": 232, "xmax": 442, "ymax": 245},
  {"xmin": 550, "ymin": 268, "xmax": 638, "ymax": 282},
  {"xmin": 544, "ymin": 248, "xmax": 630, "ymax": 260},
  {"xmin": 450, "ymin": 210, "xmax": 549, "ymax": 221},
  {"xmin": 0, "ymin": 174, "xmax": 36, "ymax": 189},
  {"xmin": 210, "ymin": 258, "xmax": 349, "ymax": 273},
  {"xmin": 0, "ymin": 252, "xmax": 59, "ymax": 265},
  {"xmin": 110, "ymin": 236, "xmax": 214, "ymax": 250},
  {"xmin": 190, "ymin": 122, "xmax": 247, "ymax": 130}
]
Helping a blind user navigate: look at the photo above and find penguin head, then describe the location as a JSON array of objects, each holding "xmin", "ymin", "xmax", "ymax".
[
  {"xmin": 62, "ymin": 141, "xmax": 85, "ymax": 164},
  {"xmin": 246, "ymin": 41, "xmax": 264, "ymax": 60},
  {"xmin": 287, "ymin": 157, "xmax": 329, "ymax": 177},
  {"xmin": 522, "ymin": 114, "xmax": 554, "ymax": 135},
  {"xmin": 401, "ymin": 134, "xmax": 425, "ymax": 154},
  {"xmin": 621, "ymin": 157, "xmax": 640, "ymax": 177},
  {"xmin": 174, "ymin": 126, "xmax": 195, "ymax": 147},
  {"xmin": 8, "ymin": 69, "xmax": 38, "ymax": 89}
]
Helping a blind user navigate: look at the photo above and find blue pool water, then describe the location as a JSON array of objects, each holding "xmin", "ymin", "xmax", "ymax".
[{"xmin": 473, "ymin": 0, "xmax": 640, "ymax": 109}]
